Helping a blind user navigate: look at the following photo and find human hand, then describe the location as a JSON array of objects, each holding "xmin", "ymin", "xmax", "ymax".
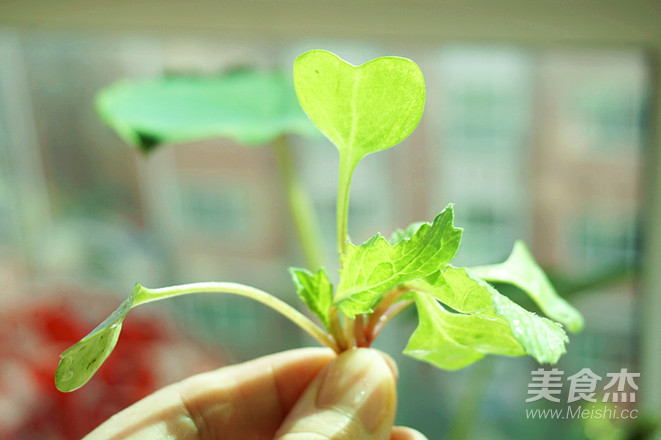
[{"xmin": 84, "ymin": 347, "xmax": 428, "ymax": 440}]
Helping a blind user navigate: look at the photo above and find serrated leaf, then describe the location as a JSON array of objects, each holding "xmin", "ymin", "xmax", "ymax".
[
  {"xmin": 490, "ymin": 291, "xmax": 569, "ymax": 364},
  {"xmin": 404, "ymin": 292, "xmax": 524, "ymax": 370},
  {"xmin": 55, "ymin": 294, "xmax": 135, "ymax": 392},
  {"xmin": 471, "ymin": 240, "xmax": 584, "ymax": 333},
  {"xmin": 410, "ymin": 268, "xmax": 499, "ymax": 314},
  {"xmin": 335, "ymin": 205, "xmax": 462, "ymax": 316},
  {"xmin": 405, "ymin": 267, "xmax": 569, "ymax": 369},
  {"xmin": 293, "ymin": 50, "xmax": 425, "ymax": 168},
  {"xmin": 289, "ymin": 267, "xmax": 333, "ymax": 330},
  {"xmin": 96, "ymin": 70, "xmax": 318, "ymax": 152}
]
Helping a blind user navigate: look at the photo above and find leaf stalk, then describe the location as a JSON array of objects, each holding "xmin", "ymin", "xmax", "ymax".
[
  {"xmin": 364, "ymin": 285, "xmax": 411, "ymax": 339},
  {"xmin": 336, "ymin": 155, "xmax": 355, "ymax": 258},
  {"xmin": 134, "ymin": 282, "xmax": 338, "ymax": 352},
  {"xmin": 328, "ymin": 306, "xmax": 349, "ymax": 351}
]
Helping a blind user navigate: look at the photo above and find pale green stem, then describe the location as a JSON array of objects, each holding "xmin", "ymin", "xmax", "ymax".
[
  {"xmin": 328, "ymin": 306, "xmax": 348, "ymax": 351},
  {"xmin": 133, "ymin": 282, "xmax": 338, "ymax": 352},
  {"xmin": 272, "ymin": 136, "xmax": 325, "ymax": 270},
  {"xmin": 333, "ymin": 155, "xmax": 358, "ymax": 349},
  {"xmin": 336, "ymin": 155, "xmax": 355, "ymax": 257}
]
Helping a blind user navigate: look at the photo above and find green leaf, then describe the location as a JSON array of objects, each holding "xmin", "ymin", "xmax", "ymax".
[
  {"xmin": 490, "ymin": 289, "xmax": 569, "ymax": 364},
  {"xmin": 55, "ymin": 293, "xmax": 135, "ymax": 392},
  {"xmin": 335, "ymin": 205, "xmax": 462, "ymax": 317},
  {"xmin": 293, "ymin": 50, "xmax": 425, "ymax": 168},
  {"xmin": 389, "ymin": 221, "xmax": 426, "ymax": 245},
  {"xmin": 56, "ymin": 282, "xmax": 336, "ymax": 392},
  {"xmin": 293, "ymin": 49, "xmax": 425, "ymax": 255},
  {"xmin": 404, "ymin": 292, "xmax": 524, "ymax": 370},
  {"xmin": 289, "ymin": 267, "xmax": 333, "ymax": 330},
  {"xmin": 404, "ymin": 267, "xmax": 569, "ymax": 369},
  {"xmin": 470, "ymin": 240, "xmax": 584, "ymax": 333},
  {"xmin": 96, "ymin": 69, "xmax": 318, "ymax": 152}
]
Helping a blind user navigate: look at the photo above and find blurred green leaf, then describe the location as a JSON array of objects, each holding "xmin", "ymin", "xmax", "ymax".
[{"xmin": 96, "ymin": 69, "xmax": 318, "ymax": 152}]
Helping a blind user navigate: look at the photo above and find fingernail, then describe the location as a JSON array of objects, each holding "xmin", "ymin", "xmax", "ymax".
[{"xmin": 316, "ymin": 348, "xmax": 396, "ymax": 433}]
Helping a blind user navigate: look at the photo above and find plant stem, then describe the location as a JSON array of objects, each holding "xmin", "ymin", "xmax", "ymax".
[
  {"xmin": 328, "ymin": 306, "xmax": 348, "ymax": 351},
  {"xmin": 353, "ymin": 315, "xmax": 369, "ymax": 347},
  {"xmin": 272, "ymin": 136, "xmax": 325, "ymax": 270},
  {"xmin": 133, "ymin": 282, "xmax": 339, "ymax": 352},
  {"xmin": 370, "ymin": 299, "xmax": 414, "ymax": 342},
  {"xmin": 364, "ymin": 286, "xmax": 410, "ymax": 339},
  {"xmin": 336, "ymin": 155, "xmax": 354, "ymax": 257}
]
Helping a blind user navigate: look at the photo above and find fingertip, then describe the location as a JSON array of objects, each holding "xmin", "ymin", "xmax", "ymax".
[
  {"xmin": 391, "ymin": 426, "xmax": 430, "ymax": 440},
  {"xmin": 275, "ymin": 347, "xmax": 398, "ymax": 439},
  {"xmin": 375, "ymin": 350, "xmax": 399, "ymax": 381}
]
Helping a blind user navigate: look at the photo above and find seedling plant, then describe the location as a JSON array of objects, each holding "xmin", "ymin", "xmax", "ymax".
[{"xmin": 55, "ymin": 50, "xmax": 583, "ymax": 397}]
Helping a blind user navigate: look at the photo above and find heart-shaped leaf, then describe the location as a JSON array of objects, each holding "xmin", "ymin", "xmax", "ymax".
[
  {"xmin": 293, "ymin": 50, "xmax": 426, "ymax": 253},
  {"xmin": 293, "ymin": 50, "xmax": 425, "ymax": 168}
]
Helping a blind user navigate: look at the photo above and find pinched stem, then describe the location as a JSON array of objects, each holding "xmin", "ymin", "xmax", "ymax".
[
  {"xmin": 328, "ymin": 306, "xmax": 348, "ymax": 351},
  {"xmin": 134, "ymin": 282, "xmax": 339, "ymax": 352},
  {"xmin": 351, "ymin": 286, "xmax": 414, "ymax": 346},
  {"xmin": 344, "ymin": 316, "xmax": 356, "ymax": 349},
  {"xmin": 370, "ymin": 299, "xmax": 414, "ymax": 343},
  {"xmin": 352, "ymin": 296, "xmax": 414, "ymax": 347},
  {"xmin": 354, "ymin": 314, "xmax": 369, "ymax": 348},
  {"xmin": 364, "ymin": 286, "xmax": 411, "ymax": 338}
]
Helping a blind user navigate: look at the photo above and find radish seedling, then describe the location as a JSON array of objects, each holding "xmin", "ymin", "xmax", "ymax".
[{"xmin": 55, "ymin": 50, "xmax": 583, "ymax": 396}]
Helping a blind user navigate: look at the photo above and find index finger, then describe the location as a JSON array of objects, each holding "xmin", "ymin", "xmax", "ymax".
[{"xmin": 85, "ymin": 347, "xmax": 335, "ymax": 440}]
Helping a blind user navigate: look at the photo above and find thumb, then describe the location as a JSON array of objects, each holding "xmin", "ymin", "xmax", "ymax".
[{"xmin": 275, "ymin": 348, "xmax": 397, "ymax": 440}]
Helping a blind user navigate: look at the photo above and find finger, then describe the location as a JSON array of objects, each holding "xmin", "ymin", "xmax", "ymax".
[
  {"xmin": 390, "ymin": 426, "xmax": 429, "ymax": 440},
  {"xmin": 275, "ymin": 348, "xmax": 397, "ymax": 440},
  {"xmin": 85, "ymin": 347, "xmax": 335, "ymax": 440}
]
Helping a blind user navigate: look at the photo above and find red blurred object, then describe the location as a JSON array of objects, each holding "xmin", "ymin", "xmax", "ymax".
[{"xmin": 0, "ymin": 290, "xmax": 224, "ymax": 440}]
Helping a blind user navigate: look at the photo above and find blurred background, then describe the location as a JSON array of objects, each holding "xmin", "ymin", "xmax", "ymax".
[{"xmin": 0, "ymin": 1, "xmax": 660, "ymax": 439}]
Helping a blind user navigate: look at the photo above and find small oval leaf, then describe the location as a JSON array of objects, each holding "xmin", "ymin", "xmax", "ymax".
[{"xmin": 55, "ymin": 297, "xmax": 132, "ymax": 392}]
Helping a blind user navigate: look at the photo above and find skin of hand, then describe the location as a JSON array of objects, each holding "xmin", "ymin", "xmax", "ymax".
[{"xmin": 84, "ymin": 347, "xmax": 428, "ymax": 440}]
